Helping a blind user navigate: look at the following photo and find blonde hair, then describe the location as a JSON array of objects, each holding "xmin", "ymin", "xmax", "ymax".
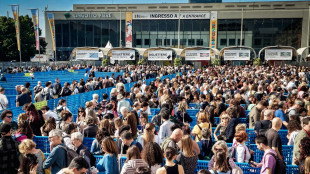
[
  {"xmin": 181, "ymin": 135, "xmax": 194, "ymax": 157},
  {"xmin": 18, "ymin": 113, "xmax": 28, "ymax": 124},
  {"xmin": 197, "ymin": 112, "xmax": 210, "ymax": 124},
  {"xmin": 19, "ymin": 139, "xmax": 36, "ymax": 154},
  {"xmin": 212, "ymin": 140, "xmax": 228, "ymax": 155},
  {"xmin": 178, "ymin": 101, "xmax": 188, "ymax": 112},
  {"xmin": 235, "ymin": 123, "xmax": 247, "ymax": 132}
]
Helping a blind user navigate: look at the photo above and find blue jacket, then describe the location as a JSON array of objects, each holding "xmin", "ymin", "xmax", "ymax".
[
  {"xmin": 43, "ymin": 143, "xmax": 67, "ymax": 174},
  {"xmin": 96, "ymin": 154, "xmax": 119, "ymax": 174}
]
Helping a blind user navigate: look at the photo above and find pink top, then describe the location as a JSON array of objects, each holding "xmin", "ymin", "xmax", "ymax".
[{"xmin": 15, "ymin": 133, "xmax": 27, "ymax": 142}]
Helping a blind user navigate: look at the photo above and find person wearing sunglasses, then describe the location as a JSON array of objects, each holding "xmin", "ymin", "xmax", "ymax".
[
  {"xmin": 0, "ymin": 110, "xmax": 18, "ymax": 133},
  {"xmin": 207, "ymin": 141, "xmax": 243, "ymax": 174}
]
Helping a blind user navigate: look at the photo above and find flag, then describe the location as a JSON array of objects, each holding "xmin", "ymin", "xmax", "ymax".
[
  {"xmin": 31, "ymin": 9, "xmax": 39, "ymax": 50},
  {"xmin": 47, "ymin": 13, "xmax": 56, "ymax": 51},
  {"xmin": 11, "ymin": 5, "xmax": 21, "ymax": 51}
]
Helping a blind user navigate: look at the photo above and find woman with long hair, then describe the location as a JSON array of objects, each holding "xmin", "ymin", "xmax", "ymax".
[
  {"xmin": 287, "ymin": 119, "xmax": 302, "ymax": 145},
  {"xmin": 125, "ymin": 113, "xmax": 138, "ymax": 139},
  {"xmin": 142, "ymin": 142, "xmax": 164, "ymax": 174},
  {"xmin": 76, "ymin": 107, "xmax": 87, "ymax": 131},
  {"xmin": 100, "ymin": 119, "xmax": 114, "ymax": 135},
  {"xmin": 137, "ymin": 123, "xmax": 160, "ymax": 147},
  {"xmin": 26, "ymin": 103, "xmax": 43, "ymax": 136},
  {"xmin": 97, "ymin": 137, "xmax": 119, "ymax": 174},
  {"xmin": 191, "ymin": 112, "xmax": 212, "ymax": 142},
  {"xmin": 176, "ymin": 135, "xmax": 198, "ymax": 174},
  {"xmin": 40, "ymin": 117, "xmax": 56, "ymax": 136},
  {"xmin": 156, "ymin": 147, "xmax": 184, "ymax": 174},
  {"xmin": 91, "ymin": 127, "xmax": 110, "ymax": 155},
  {"xmin": 208, "ymin": 141, "xmax": 242, "ymax": 174},
  {"xmin": 296, "ymin": 137, "xmax": 310, "ymax": 174},
  {"xmin": 19, "ymin": 139, "xmax": 46, "ymax": 174},
  {"xmin": 18, "ymin": 154, "xmax": 38, "ymax": 174},
  {"xmin": 121, "ymin": 146, "xmax": 148, "ymax": 174},
  {"xmin": 14, "ymin": 121, "xmax": 34, "ymax": 142},
  {"xmin": 176, "ymin": 101, "xmax": 193, "ymax": 125},
  {"xmin": 209, "ymin": 151, "xmax": 231, "ymax": 174}
]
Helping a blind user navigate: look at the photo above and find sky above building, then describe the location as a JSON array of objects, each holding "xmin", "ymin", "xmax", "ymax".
[{"xmin": 0, "ymin": 0, "xmax": 306, "ymax": 37}]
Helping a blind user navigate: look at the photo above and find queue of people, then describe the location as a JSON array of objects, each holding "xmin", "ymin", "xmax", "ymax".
[{"xmin": 0, "ymin": 65, "xmax": 310, "ymax": 174}]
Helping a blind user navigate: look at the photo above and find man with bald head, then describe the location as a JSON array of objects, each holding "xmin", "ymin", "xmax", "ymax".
[
  {"xmin": 265, "ymin": 117, "xmax": 283, "ymax": 160},
  {"xmin": 161, "ymin": 128, "xmax": 183, "ymax": 152}
]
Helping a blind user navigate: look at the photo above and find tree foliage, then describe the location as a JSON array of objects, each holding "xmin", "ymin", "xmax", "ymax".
[{"xmin": 0, "ymin": 15, "xmax": 47, "ymax": 61}]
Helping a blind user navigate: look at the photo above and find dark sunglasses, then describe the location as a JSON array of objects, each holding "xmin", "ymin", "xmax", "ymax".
[{"xmin": 6, "ymin": 116, "xmax": 12, "ymax": 118}]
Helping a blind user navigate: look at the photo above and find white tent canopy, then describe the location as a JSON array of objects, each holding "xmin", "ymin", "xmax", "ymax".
[
  {"xmin": 297, "ymin": 46, "xmax": 310, "ymax": 62},
  {"xmin": 105, "ymin": 41, "xmax": 113, "ymax": 49}
]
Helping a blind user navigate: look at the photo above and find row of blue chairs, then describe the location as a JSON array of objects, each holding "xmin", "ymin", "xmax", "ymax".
[
  {"xmin": 33, "ymin": 135, "xmax": 292, "ymax": 164},
  {"xmin": 42, "ymin": 154, "xmax": 298, "ymax": 174}
]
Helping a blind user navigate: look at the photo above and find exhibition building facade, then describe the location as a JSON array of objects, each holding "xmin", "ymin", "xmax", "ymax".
[{"xmin": 45, "ymin": 1, "xmax": 310, "ymax": 61}]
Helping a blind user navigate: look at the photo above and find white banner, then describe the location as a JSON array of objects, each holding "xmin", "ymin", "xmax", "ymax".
[
  {"xmin": 76, "ymin": 50, "xmax": 99, "ymax": 60},
  {"xmin": 111, "ymin": 50, "xmax": 135, "ymax": 60},
  {"xmin": 224, "ymin": 50, "xmax": 251, "ymax": 60},
  {"xmin": 148, "ymin": 50, "xmax": 173, "ymax": 61},
  {"xmin": 265, "ymin": 49, "xmax": 292, "ymax": 60},
  {"xmin": 185, "ymin": 50, "xmax": 210, "ymax": 61},
  {"xmin": 133, "ymin": 12, "xmax": 210, "ymax": 20}
]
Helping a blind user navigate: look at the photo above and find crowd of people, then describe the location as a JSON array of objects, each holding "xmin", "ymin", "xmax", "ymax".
[{"xmin": 0, "ymin": 64, "xmax": 310, "ymax": 174}]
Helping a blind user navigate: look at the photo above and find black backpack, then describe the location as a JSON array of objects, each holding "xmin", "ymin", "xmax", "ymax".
[
  {"xmin": 264, "ymin": 152, "xmax": 286, "ymax": 174},
  {"xmin": 80, "ymin": 149, "xmax": 96, "ymax": 167},
  {"xmin": 58, "ymin": 145, "xmax": 79, "ymax": 166}
]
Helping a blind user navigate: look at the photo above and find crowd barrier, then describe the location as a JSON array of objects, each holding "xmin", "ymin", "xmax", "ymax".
[
  {"xmin": 34, "ymin": 134, "xmax": 292, "ymax": 164},
  {"xmin": 42, "ymin": 153, "xmax": 298, "ymax": 174}
]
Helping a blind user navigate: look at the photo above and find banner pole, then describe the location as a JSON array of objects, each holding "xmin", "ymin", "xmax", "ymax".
[{"xmin": 18, "ymin": 5, "xmax": 21, "ymax": 66}]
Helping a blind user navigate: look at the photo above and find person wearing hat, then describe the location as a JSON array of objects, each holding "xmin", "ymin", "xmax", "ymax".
[
  {"xmin": 0, "ymin": 110, "xmax": 18, "ymax": 132},
  {"xmin": 0, "ymin": 123, "xmax": 20, "ymax": 174},
  {"xmin": 117, "ymin": 93, "xmax": 131, "ymax": 117}
]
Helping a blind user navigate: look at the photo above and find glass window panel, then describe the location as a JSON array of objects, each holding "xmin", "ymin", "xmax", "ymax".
[
  {"xmin": 197, "ymin": 39, "xmax": 203, "ymax": 46},
  {"xmin": 188, "ymin": 39, "xmax": 195, "ymax": 46},
  {"xmin": 94, "ymin": 21, "xmax": 101, "ymax": 47},
  {"xmin": 229, "ymin": 39, "xmax": 235, "ymax": 46},
  {"xmin": 62, "ymin": 22, "xmax": 69, "ymax": 47},
  {"xmin": 164, "ymin": 39, "xmax": 170, "ymax": 46},
  {"xmin": 136, "ymin": 39, "xmax": 142, "ymax": 45},
  {"xmin": 70, "ymin": 21, "xmax": 78, "ymax": 47},
  {"xmin": 144, "ymin": 39, "xmax": 150, "ymax": 46},
  {"xmin": 156, "ymin": 39, "xmax": 162, "ymax": 46},
  {"xmin": 55, "ymin": 21, "xmax": 62, "ymax": 47},
  {"xmin": 220, "ymin": 39, "xmax": 227, "ymax": 46},
  {"xmin": 86, "ymin": 21, "xmax": 94, "ymax": 46},
  {"xmin": 77, "ymin": 21, "xmax": 85, "ymax": 47}
]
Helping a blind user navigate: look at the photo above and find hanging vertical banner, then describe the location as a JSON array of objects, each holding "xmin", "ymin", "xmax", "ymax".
[
  {"xmin": 11, "ymin": 5, "xmax": 21, "ymax": 51},
  {"xmin": 31, "ymin": 9, "xmax": 39, "ymax": 51},
  {"xmin": 47, "ymin": 13, "xmax": 56, "ymax": 51},
  {"xmin": 209, "ymin": 11, "xmax": 217, "ymax": 49},
  {"xmin": 125, "ymin": 12, "xmax": 133, "ymax": 48}
]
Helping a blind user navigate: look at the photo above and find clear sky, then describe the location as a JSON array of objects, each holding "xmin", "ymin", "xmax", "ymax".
[{"xmin": 0, "ymin": 0, "xmax": 307, "ymax": 37}]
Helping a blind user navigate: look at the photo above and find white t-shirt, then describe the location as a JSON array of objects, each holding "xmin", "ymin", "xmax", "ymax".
[{"xmin": 0, "ymin": 93, "xmax": 8, "ymax": 110}]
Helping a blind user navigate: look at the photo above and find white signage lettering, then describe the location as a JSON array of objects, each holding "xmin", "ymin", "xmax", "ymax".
[
  {"xmin": 148, "ymin": 50, "xmax": 173, "ymax": 61},
  {"xmin": 76, "ymin": 50, "xmax": 99, "ymax": 60},
  {"xmin": 185, "ymin": 50, "xmax": 210, "ymax": 61},
  {"xmin": 133, "ymin": 12, "xmax": 210, "ymax": 20},
  {"xmin": 224, "ymin": 50, "xmax": 251, "ymax": 60},
  {"xmin": 111, "ymin": 50, "xmax": 135, "ymax": 60},
  {"xmin": 265, "ymin": 49, "xmax": 292, "ymax": 60}
]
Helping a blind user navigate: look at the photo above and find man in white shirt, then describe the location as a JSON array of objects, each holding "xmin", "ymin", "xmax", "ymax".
[
  {"xmin": 0, "ymin": 87, "xmax": 8, "ymax": 111},
  {"xmin": 159, "ymin": 111, "xmax": 175, "ymax": 143}
]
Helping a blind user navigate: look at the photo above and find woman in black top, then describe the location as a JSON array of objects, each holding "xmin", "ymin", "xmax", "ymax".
[{"xmin": 156, "ymin": 147, "xmax": 184, "ymax": 174}]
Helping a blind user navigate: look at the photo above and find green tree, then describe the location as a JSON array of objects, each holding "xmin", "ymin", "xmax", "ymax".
[{"xmin": 0, "ymin": 15, "xmax": 47, "ymax": 61}]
